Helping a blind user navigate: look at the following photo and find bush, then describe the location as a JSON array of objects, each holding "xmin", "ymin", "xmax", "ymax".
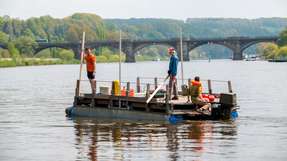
[
  {"xmin": 277, "ymin": 46, "xmax": 287, "ymax": 59},
  {"xmin": 109, "ymin": 54, "xmax": 120, "ymax": 62},
  {"xmin": 96, "ymin": 55, "xmax": 108, "ymax": 62},
  {"xmin": 7, "ymin": 42, "xmax": 20, "ymax": 59},
  {"xmin": 35, "ymin": 49, "xmax": 52, "ymax": 58},
  {"xmin": 0, "ymin": 49, "xmax": 10, "ymax": 58},
  {"xmin": 59, "ymin": 50, "xmax": 74, "ymax": 61},
  {"xmin": 0, "ymin": 59, "xmax": 16, "ymax": 67}
]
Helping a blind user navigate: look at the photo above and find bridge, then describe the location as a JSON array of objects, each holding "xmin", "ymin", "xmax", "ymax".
[{"xmin": 0, "ymin": 36, "xmax": 279, "ymax": 62}]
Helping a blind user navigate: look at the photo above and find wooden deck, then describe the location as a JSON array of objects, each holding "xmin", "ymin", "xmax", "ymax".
[{"xmin": 75, "ymin": 93, "xmax": 214, "ymax": 117}]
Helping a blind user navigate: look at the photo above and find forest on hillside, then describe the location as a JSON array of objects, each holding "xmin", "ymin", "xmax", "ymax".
[{"xmin": 0, "ymin": 13, "xmax": 287, "ymax": 64}]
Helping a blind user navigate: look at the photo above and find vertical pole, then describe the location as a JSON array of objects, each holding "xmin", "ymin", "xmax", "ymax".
[
  {"xmin": 94, "ymin": 80, "xmax": 97, "ymax": 94},
  {"xmin": 78, "ymin": 32, "xmax": 86, "ymax": 93},
  {"xmin": 119, "ymin": 30, "xmax": 122, "ymax": 109},
  {"xmin": 188, "ymin": 78, "xmax": 191, "ymax": 102},
  {"xmin": 207, "ymin": 79, "xmax": 212, "ymax": 94},
  {"xmin": 119, "ymin": 30, "xmax": 122, "ymax": 90},
  {"xmin": 126, "ymin": 82, "xmax": 130, "ymax": 109},
  {"xmin": 154, "ymin": 77, "xmax": 158, "ymax": 89},
  {"xmin": 145, "ymin": 83, "xmax": 151, "ymax": 112},
  {"xmin": 136, "ymin": 77, "xmax": 141, "ymax": 93},
  {"xmin": 75, "ymin": 80, "xmax": 80, "ymax": 97},
  {"xmin": 180, "ymin": 28, "xmax": 184, "ymax": 86},
  {"xmin": 109, "ymin": 81, "xmax": 115, "ymax": 108},
  {"xmin": 165, "ymin": 85, "xmax": 170, "ymax": 113},
  {"xmin": 228, "ymin": 80, "xmax": 233, "ymax": 93},
  {"xmin": 146, "ymin": 84, "xmax": 150, "ymax": 99},
  {"xmin": 126, "ymin": 82, "xmax": 130, "ymax": 97}
]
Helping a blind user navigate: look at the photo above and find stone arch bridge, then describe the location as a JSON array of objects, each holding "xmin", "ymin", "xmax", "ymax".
[{"xmin": 0, "ymin": 36, "xmax": 279, "ymax": 62}]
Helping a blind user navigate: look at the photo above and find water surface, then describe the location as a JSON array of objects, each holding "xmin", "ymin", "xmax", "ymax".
[{"xmin": 0, "ymin": 60, "xmax": 287, "ymax": 161}]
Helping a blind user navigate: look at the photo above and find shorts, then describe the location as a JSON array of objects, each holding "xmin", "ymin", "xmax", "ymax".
[{"xmin": 87, "ymin": 72, "xmax": 95, "ymax": 79}]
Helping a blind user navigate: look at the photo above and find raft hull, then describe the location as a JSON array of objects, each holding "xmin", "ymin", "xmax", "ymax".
[
  {"xmin": 66, "ymin": 106, "xmax": 169, "ymax": 121},
  {"xmin": 66, "ymin": 92, "xmax": 238, "ymax": 122}
]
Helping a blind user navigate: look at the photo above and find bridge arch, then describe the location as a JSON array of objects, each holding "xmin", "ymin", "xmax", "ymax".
[
  {"xmin": 188, "ymin": 41, "xmax": 234, "ymax": 59},
  {"xmin": 134, "ymin": 42, "xmax": 175, "ymax": 53},
  {"xmin": 34, "ymin": 46, "xmax": 75, "ymax": 55},
  {"xmin": 241, "ymin": 40, "xmax": 277, "ymax": 52},
  {"xmin": 134, "ymin": 44, "xmax": 174, "ymax": 61},
  {"xmin": 189, "ymin": 41, "xmax": 234, "ymax": 52}
]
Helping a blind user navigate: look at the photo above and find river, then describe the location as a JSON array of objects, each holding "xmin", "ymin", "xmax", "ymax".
[{"xmin": 0, "ymin": 60, "xmax": 287, "ymax": 161}]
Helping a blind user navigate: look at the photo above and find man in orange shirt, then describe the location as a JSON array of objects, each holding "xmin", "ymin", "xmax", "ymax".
[{"xmin": 84, "ymin": 48, "xmax": 96, "ymax": 94}]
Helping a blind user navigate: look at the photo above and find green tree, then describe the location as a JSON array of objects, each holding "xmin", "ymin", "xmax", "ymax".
[
  {"xmin": 59, "ymin": 50, "xmax": 74, "ymax": 61},
  {"xmin": 278, "ymin": 28, "xmax": 287, "ymax": 47},
  {"xmin": 22, "ymin": 28, "xmax": 34, "ymax": 37},
  {"xmin": 0, "ymin": 31, "xmax": 9, "ymax": 43},
  {"xmin": 277, "ymin": 46, "xmax": 287, "ymax": 59},
  {"xmin": 262, "ymin": 44, "xmax": 279, "ymax": 59},
  {"xmin": 14, "ymin": 36, "xmax": 37, "ymax": 56},
  {"xmin": 7, "ymin": 42, "xmax": 20, "ymax": 59}
]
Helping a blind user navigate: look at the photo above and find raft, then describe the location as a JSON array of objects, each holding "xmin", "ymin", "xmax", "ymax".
[{"xmin": 66, "ymin": 77, "xmax": 238, "ymax": 123}]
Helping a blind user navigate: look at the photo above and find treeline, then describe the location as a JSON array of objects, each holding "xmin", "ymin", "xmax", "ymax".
[
  {"xmin": 1, "ymin": 13, "xmax": 287, "ymax": 62},
  {"xmin": 105, "ymin": 18, "xmax": 287, "ymax": 58},
  {"xmin": 260, "ymin": 28, "xmax": 287, "ymax": 60}
]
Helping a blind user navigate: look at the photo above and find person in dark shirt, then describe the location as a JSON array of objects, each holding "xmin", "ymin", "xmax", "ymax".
[{"xmin": 167, "ymin": 47, "xmax": 179, "ymax": 100}]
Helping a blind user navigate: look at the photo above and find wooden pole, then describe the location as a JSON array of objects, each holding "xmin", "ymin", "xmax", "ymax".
[
  {"xmin": 165, "ymin": 84, "xmax": 170, "ymax": 113},
  {"xmin": 146, "ymin": 84, "xmax": 150, "ymax": 99},
  {"xmin": 146, "ymin": 75, "xmax": 169, "ymax": 104},
  {"xmin": 207, "ymin": 79, "xmax": 212, "ymax": 94},
  {"xmin": 126, "ymin": 82, "xmax": 130, "ymax": 109},
  {"xmin": 228, "ymin": 80, "xmax": 233, "ymax": 93},
  {"xmin": 118, "ymin": 30, "xmax": 122, "ymax": 109},
  {"xmin": 180, "ymin": 28, "xmax": 184, "ymax": 86},
  {"xmin": 188, "ymin": 78, "xmax": 191, "ymax": 102},
  {"xmin": 75, "ymin": 80, "xmax": 80, "ymax": 97},
  {"xmin": 126, "ymin": 82, "xmax": 130, "ymax": 97},
  {"xmin": 78, "ymin": 32, "xmax": 86, "ymax": 94},
  {"xmin": 136, "ymin": 77, "xmax": 141, "ymax": 93},
  {"xmin": 119, "ymin": 30, "xmax": 122, "ymax": 90},
  {"xmin": 154, "ymin": 77, "xmax": 158, "ymax": 89}
]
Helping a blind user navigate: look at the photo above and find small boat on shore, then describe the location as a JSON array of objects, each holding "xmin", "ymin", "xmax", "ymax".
[{"xmin": 66, "ymin": 77, "xmax": 238, "ymax": 123}]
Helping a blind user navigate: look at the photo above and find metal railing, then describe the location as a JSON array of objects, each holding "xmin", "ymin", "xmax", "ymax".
[{"xmin": 75, "ymin": 76, "xmax": 233, "ymax": 97}]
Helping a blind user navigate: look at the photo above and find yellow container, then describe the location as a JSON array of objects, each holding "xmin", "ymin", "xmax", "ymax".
[{"xmin": 113, "ymin": 80, "xmax": 120, "ymax": 96}]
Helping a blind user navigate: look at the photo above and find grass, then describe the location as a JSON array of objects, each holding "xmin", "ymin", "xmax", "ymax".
[
  {"xmin": 0, "ymin": 58, "xmax": 80, "ymax": 68},
  {"xmin": 0, "ymin": 55, "xmax": 166, "ymax": 68}
]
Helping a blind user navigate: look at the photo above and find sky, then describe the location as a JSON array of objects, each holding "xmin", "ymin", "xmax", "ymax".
[{"xmin": 0, "ymin": 0, "xmax": 287, "ymax": 20}]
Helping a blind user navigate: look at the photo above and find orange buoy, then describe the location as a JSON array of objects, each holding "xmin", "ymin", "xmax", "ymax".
[
  {"xmin": 129, "ymin": 89, "xmax": 135, "ymax": 97},
  {"xmin": 121, "ymin": 87, "xmax": 126, "ymax": 96},
  {"xmin": 208, "ymin": 95, "xmax": 215, "ymax": 102},
  {"xmin": 202, "ymin": 94, "xmax": 208, "ymax": 98}
]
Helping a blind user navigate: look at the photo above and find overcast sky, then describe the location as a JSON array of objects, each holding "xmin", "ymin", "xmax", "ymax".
[{"xmin": 0, "ymin": 0, "xmax": 287, "ymax": 20}]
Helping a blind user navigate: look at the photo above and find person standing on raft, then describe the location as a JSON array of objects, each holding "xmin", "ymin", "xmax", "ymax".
[
  {"xmin": 84, "ymin": 48, "xmax": 96, "ymax": 95},
  {"xmin": 167, "ymin": 47, "xmax": 179, "ymax": 100},
  {"xmin": 189, "ymin": 76, "xmax": 211, "ymax": 113}
]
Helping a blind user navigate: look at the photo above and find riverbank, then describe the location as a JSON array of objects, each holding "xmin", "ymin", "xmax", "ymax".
[
  {"xmin": 0, "ymin": 58, "xmax": 80, "ymax": 68},
  {"xmin": 0, "ymin": 56, "xmax": 168, "ymax": 68}
]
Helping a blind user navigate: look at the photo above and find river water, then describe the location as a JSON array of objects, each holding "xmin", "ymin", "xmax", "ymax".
[{"xmin": 0, "ymin": 60, "xmax": 287, "ymax": 161}]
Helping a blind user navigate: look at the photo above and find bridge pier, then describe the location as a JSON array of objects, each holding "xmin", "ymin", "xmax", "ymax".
[
  {"xmin": 231, "ymin": 42, "xmax": 243, "ymax": 60},
  {"xmin": 176, "ymin": 41, "xmax": 189, "ymax": 61},
  {"xmin": 233, "ymin": 51, "xmax": 243, "ymax": 60},
  {"xmin": 123, "ymin": 42, "xmax": 136, "ymax": 63},
  {"xmin": 71, "ymin": 47, "xmax": 82, "ymax": 60}
]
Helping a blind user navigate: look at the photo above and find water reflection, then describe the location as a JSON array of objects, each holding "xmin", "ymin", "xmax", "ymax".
[{"xmin": 73, "ymin": 119, "xmax": 237, "ymax": 161}]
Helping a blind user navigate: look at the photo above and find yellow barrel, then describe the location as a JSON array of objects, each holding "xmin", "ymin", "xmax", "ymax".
[{"xmin": 113, "ymin": 80, "xmax": 120, "ymax": 96}]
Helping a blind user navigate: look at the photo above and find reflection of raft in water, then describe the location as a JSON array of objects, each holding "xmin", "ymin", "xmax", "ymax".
[{"xmin": 66, "ymin": 77, "xmax": 238, "ymax": 123}]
